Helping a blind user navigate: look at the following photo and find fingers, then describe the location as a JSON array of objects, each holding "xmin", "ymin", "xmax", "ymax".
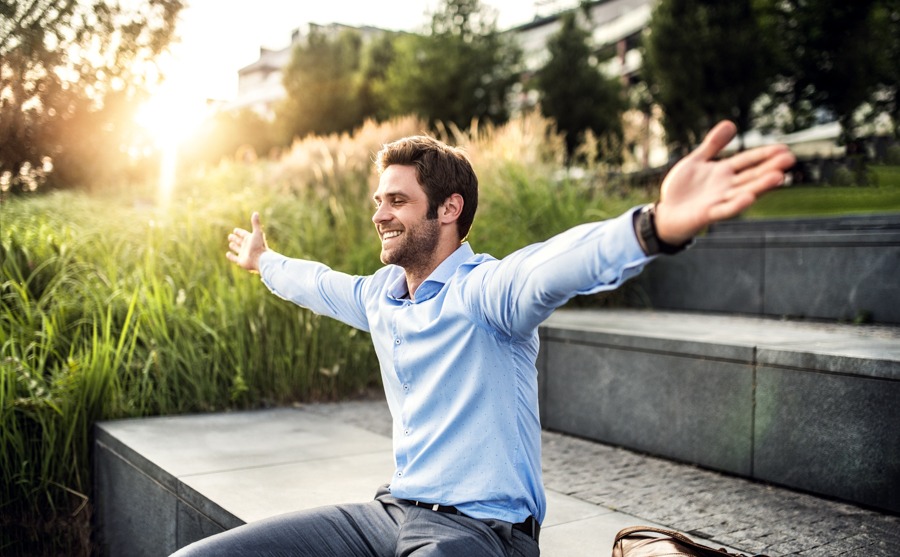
[
  {"xmin": 708, "ymin": 191, "xmax": 757, "ymax": 223},
  {"xmin": 729, "ymin": 144, "xmax": 794, "ymax": 174},
  {"xmin": 229, "ymin": 212, "xmax": 261, "ymax": 243},
  {"xmin": 731, "ymin": 151, "xmax": 796, "ymax": 195},
  {"xmin": 228, "ymin": 229, "xmax": 247, "ymax": 253},
  {"xmin": 731, "ymin": 170, "xmax": 789, "ymax": 202}
]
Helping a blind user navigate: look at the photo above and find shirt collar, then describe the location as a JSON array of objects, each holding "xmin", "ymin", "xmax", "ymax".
[{"xmin": 386, "ymin": 242, "xmax": 475, "ymax": 303}]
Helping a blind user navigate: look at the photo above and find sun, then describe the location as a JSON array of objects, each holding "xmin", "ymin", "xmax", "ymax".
[
  {"xmin": 134, "ymin": 85, "xmax": 209, "ymax": 149},
  {"xmin": 134, "ymin": 82, "xmax": 210, "ymax": 202}
]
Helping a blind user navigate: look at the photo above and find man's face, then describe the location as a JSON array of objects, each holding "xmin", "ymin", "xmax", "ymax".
[{"xmin": 372, "ymin": 165, "xmax": 440, "ymax": 269}]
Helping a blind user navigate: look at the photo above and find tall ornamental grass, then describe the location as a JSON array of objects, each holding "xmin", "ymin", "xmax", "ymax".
[{"xmin": 0, "ymin": 113, "xmax": 648, "ymax": 554}]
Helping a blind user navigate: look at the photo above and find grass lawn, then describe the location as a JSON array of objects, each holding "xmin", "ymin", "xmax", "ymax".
[{"xmin": 743, "ymin": 164, "xmax": 900, "ymax": 218}]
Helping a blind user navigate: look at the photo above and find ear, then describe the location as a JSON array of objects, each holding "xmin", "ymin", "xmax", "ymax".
[{"xmin": 438, "ymin": 193, "xmax": 464, "ymax": 225}]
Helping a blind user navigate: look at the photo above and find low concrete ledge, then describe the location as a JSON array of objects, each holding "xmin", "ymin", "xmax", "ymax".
[
  {"xmin": 93, "ymin": 409, "xmax": 394, "ymax": 556},
  {"xmin": 95, "ymin": 407, "xmax": 723, "ymax": 556},
  {"xmin": 537, "ymin": 309, "xmax": 900, "ymax": 513},
  {"xmin": 632, "ymin": 214, "xmax": 900, "ymax": 324}
]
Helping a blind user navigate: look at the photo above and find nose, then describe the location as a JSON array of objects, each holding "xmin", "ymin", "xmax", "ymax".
[{"xmin": 372, "ymin": 203, "xmax": 390, "ymax": 225}]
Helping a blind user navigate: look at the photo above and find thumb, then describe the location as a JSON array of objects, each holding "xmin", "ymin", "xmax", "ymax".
[
  {"xmin": 250, "ymin": 211, "xmax": 262, "ymax": 235},
  {"xmin": 693, "ymin": 120, "xmax": 737, "ymax": 161}
]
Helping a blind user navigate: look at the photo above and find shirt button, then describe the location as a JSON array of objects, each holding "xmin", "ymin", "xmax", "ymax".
[
  {"xmin": 403, "ymin": 384, "xmax": 410, "ymax": 392},
  {"xmin": 404, "ymin": 429, "xmax": 411, "ymax": 436},
  {"xmin": 394, "ymin": 338, "xmax": 401, "ymax": 345},
  {"xmin": 397, "ymin": 471, "xmax": 403, "ymax": 477}
]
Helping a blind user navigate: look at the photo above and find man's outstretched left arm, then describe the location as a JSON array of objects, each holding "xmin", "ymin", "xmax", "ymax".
[{"xmin": 468, "ymin": 121, "xmax": 795, "ymax": 340}]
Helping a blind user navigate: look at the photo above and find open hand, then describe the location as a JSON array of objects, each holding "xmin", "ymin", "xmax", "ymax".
[
  {"xmin": 655, "ymin": 121, "xmax": 796, "ymax": 245},
  {"xmin": 226, "ymin": 212, "xmax": 268, "ymax": 273}
]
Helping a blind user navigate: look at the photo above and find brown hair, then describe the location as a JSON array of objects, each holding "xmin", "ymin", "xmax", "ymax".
[{"xmin": 375, "ymin": 136, "xmax": 478, "ymax": 241}]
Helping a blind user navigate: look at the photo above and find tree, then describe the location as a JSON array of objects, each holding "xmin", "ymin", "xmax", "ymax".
[
  {"xmin": 642, "ymin": 0, "xmax": 774, "ymax": 151},
  {"xmin": 535, "ymin": 8, "xmax": 625, "ymax": 160},
  {"xmin": 381, "ymin": 0, "xmax": 521, "ymax": 128},
  {"xmin": 872, "ymin": 0, "xmax": 900, "ymax": 135},
  {"xmin": 0, "ymin": 0, "xmax": 184, "ymax": 193},
  {"xmin": 758, "ymin": 0, "xmax": 898, "ymax": 140},
  {"xmin": 276, "ymin": 29, "xmax": 365, "ymax": 141},
  {"xmin": 356, "ymin": 31, "xmax": 401, "ymax": 123},
  {"xmin": 873, "ymin": 0, "xmax": 900, "ymax": 136}
]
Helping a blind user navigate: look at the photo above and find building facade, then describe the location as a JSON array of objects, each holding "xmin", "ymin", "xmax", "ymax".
[
  {"xmin": 507, "ymin": 0, "xmax": 665, "ymax": 169},
  {"xmin": 229, "ymin": 22, "xmax": 387, "ymax": 119}
]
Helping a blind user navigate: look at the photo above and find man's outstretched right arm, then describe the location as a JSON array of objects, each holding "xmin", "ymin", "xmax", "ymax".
[{"xmin": 226, "ymin": 212, "xmax": 371, "ymax": 332}]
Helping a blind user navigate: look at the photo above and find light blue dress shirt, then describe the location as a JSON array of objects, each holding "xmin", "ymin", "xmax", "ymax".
[{"xmin": 258, "ymin": 208, "xmax": 652, "ymax": 524}]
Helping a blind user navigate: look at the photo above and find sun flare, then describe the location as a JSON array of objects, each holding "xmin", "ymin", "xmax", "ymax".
[
  {"xmin": 134, "ymin": 86, "xmax": 209, "ymax": 149},
  {"xmin": 134, "ymin": 84, "xmax": 210, "ymax": 202}
]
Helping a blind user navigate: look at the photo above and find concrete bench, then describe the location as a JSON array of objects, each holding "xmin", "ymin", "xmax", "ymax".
[
  {"xmin": 538, "ymin": 308, "xmax": 900, "ymax": 514},
  {"xmin": 94, "ymin": 408, "xmax": 730, "ymax": 556}
]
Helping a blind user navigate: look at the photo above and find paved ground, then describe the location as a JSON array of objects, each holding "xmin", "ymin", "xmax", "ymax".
[{"xmin": 304, "ymin": 398, "xmax": 900, "ymax": 557}]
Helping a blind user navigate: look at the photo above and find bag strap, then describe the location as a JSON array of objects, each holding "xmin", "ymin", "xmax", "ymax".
[
  {"xmin": 614, "ymin": 525, "xmax": 701, "ymax": 547},
  {"xmin": 613, "ymin": 526, "xmax": 769, "ymax": 557}
]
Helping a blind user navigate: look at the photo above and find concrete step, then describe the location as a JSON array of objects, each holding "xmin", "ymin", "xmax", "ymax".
[
  {"xmin": 538, "ymin": 309, "xmax": 900, "ymax": 514},
  {"xmin": 631, "ymin": 217, "xmax": 900, "ymax": 324}
]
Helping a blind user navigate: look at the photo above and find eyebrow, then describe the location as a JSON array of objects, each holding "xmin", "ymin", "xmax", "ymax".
[{"xmin": 373, "ymin": 190, "xmax": 409, "ymax": 203}]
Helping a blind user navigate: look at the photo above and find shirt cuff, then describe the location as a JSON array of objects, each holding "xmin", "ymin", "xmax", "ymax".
[{"xmin": 258, "ymin": 250, "xmax": 284, "ymax": 292}]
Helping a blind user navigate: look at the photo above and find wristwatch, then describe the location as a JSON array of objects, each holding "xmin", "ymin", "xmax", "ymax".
[{"xmin": 635, "ymin": 203, "xmax": 690, "ymax": 255}]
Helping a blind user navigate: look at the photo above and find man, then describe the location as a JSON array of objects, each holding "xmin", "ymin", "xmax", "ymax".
[{"xmin": 176, "ymin": 120, "xmax": 795, "ymax": 556}]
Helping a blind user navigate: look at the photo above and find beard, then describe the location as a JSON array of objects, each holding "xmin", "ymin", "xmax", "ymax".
[{"xmin": 380, "ymin": 216, "xmax": 441, "ymax": 272}]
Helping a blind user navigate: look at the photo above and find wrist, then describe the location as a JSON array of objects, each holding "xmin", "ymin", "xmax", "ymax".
[
  {"xmin": 634, "ymin": 204, "xmax": 690, "ymax": 256},
  {"xmin": 251, "ymin": 248, "xmax": 272, "ymax": 273}
]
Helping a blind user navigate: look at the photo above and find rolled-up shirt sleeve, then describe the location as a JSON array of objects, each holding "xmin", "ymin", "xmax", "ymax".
[
  {"xmin": 468, "ymin": 207, "xmax": 653, "ymax": 340},
  {"xmin": 258, "ymin": 251, "xmax": 371, "ymax": 332}
]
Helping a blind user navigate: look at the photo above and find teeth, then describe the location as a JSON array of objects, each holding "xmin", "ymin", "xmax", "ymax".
[{"xmin": 383, "ymin": 231, "xmax": 401, "ymax": 239}]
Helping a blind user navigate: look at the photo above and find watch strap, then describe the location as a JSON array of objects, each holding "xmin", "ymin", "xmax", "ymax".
[{"xmin": 635, "ymin": 204, "xmax": 689, "ymax": 255}]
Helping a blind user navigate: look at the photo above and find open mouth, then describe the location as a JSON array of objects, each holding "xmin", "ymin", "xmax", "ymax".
[{"xmin": 381, "ymin": 230, "xmax": 402, "ymax": 243}]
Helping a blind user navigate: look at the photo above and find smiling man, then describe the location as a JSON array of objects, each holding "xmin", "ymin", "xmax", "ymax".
[{"xmin": 176, "ymin": 122, "xmax": 795, "ymax": 557}]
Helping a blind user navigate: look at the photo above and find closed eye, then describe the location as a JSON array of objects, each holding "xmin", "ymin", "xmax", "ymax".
[{"xmin": 373, "ymin": 195, "xmax": 407, "ymax": 208}]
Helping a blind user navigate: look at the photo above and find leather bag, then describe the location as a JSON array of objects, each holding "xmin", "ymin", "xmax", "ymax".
[{"xmin": 612, "ymin": 526, "xmax": 771, "ymax": 557}]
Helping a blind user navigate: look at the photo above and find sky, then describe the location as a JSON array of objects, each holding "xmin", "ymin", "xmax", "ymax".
[{"xmin": 159, "ymin": 0, "xmax": 563, "ymax": 104}]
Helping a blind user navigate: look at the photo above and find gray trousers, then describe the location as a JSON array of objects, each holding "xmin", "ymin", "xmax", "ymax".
[{"xmin": 171, "ymin": 485, "xmax": 540, "ymax": 557}]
